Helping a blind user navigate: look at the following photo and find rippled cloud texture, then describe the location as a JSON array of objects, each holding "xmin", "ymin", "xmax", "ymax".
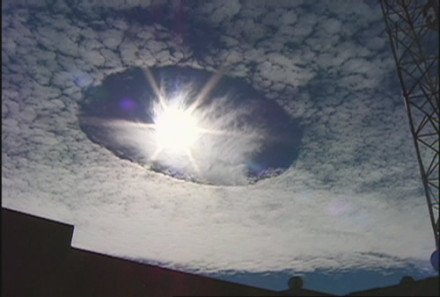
[{"xmin": 2, "ymin": 0, "xmax": 436, "ymax": 289}]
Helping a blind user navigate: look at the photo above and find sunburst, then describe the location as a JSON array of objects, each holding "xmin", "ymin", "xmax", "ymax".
[
  {"xmin": 82, "ymin": 66, "xmax": 249, "ymax": 178},
  {"xmin": 148, "ymin": 98, "xmax": 204, "ymax": 173},
  {"xmin": 143, "ymin": 67, "xmax": 237, "ymax": 174}
]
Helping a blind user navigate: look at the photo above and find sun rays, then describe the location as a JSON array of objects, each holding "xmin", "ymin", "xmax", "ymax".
[
  {"xmin": 149, "ymin": 99, "xmax": 202, "ymax": 173},
  {"xmin": 143, "ymin": 67, "xmax": 238, "ymax": 175},
  {"xmin": 78, "ymin": 65, "xmax": 300, "ymax": 185},
  {"xmin": 81, "ymin": 66, "xmax": 261, "ymax": 180}
]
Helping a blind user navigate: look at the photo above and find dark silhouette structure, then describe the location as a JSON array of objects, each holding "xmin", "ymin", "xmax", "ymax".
[
  {"xmin": 380, "ymin": 0, "xmax": 439, "ymax": 252},
  {"xmin": 2, "ymin": 208, "xmax": 438, "ymax": 296},
  {"xmin": 1, "ymin": 208, "xmax": 329, "ymax": 297}
]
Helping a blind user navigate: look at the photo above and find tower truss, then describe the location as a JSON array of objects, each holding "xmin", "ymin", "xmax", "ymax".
[
  {"xmin": 381, "ymin": 0, "xmax": 440, "ymax": 249},
  {"xmin": 380, "ymin": 0, "xmax": 439, "ymax": 249}
]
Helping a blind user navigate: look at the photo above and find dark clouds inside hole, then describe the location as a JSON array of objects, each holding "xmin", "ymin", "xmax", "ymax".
[{"xmin": 79, "ymin": 66, "xmax": 302, "ymax": 185}]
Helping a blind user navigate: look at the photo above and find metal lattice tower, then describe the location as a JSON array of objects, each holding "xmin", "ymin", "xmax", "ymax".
[{"xmin": 380, "ymin": 0, "xmax": 439, "ymax": 250}]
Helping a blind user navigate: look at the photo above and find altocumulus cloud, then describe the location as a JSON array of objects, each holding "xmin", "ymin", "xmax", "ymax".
[{"xmin": 1, "ymin": 0, "xmax": 436, "ymax": 285}]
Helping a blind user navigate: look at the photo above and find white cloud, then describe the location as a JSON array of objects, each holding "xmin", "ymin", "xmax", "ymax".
[
  {"xmin": 2, "ymin": 0, "xmax": 437, "ymax": 287},
  {"xmin": 194, "ymin": 0, "xmax": 241, "ymax": 26}
]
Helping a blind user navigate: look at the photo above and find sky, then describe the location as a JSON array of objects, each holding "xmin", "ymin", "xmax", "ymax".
[
  {"xmin": 78, "ymin": 65, "xmax": 303, "ymax": 186},
  {"xmin": 2, "ymin": 0, "xmax": 438, "ymax": 295}
]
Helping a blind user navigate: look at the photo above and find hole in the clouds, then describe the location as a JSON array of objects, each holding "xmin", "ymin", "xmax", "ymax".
[{"xmin": 79, "ymin": 66, "xmax": 302, "ymax": 186}]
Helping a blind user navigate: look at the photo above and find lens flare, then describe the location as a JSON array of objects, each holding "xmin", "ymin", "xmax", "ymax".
[
  {"xmin": 79, "ymin": 66, "xmax": 302, "ymax": 185},
  {"xmin": 153, "ymin": 102, "xmax": 200, "ymax": 154}
]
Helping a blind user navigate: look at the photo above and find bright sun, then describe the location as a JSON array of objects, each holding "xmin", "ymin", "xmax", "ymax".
[
  {"xmin": 143, "ymin": 67, "xmax": 234, "ymax": 173},
  {"xmin": 153, "ymin": 103, "xmax": 200, "ymax": 154}
]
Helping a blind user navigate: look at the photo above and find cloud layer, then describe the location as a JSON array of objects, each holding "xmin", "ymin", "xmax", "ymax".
[{"xmin": 2, "ymin": 0, "xmax": 437, "ymax": 285}]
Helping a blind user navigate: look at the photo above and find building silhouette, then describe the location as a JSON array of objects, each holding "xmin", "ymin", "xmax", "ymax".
[{"xmin": 2, "ymin": 208, "xmax": 438, "ymax": 296}]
